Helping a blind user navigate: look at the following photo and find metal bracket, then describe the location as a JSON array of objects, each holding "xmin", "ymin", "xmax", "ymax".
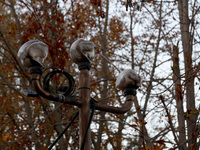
[{"xmin": 21, "ymin": 89, "xmax": 39, "ymax": 97}]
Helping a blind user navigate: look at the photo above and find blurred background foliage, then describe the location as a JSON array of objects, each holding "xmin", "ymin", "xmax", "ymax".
[{"xmin": 0, "ymin": 0, "xmax": 199, "ymax": 149}]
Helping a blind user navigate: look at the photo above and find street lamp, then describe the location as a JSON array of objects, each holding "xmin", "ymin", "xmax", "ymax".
[{"xmin": 18, "ymin": 39, "xmax": 141, "ymax": 150}]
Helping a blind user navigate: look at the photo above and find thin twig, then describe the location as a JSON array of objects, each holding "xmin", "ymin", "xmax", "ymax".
[
  {"xmin": 160, "ymin": 95, "xmax": 179, "ymax": 147},
  {"xmin": 99, "ymin": 52, "xmax": 120, "ymax": 73}
]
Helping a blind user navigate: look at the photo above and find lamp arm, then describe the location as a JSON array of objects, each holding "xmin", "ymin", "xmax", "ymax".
[
  {"xmin": 95, "ymin": 95, "xmax": 135, "ymax": 114},
  {"xmin": 30, "ymin": 72, "xmax": 81, "ymax": 106},
  {"xmin": 29, "ymin": 66, "xmax": 135, "ymax": 114}
]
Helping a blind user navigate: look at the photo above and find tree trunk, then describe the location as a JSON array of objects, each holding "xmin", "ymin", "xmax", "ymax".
[
  {"xmin": 24, "ymin": 97, "xmax": 41, "ymax": 150},
  {"xmin": 96, "ymin": 0, "xmax": 109, "ymax": 149},
  {"xmin": 50, "ymin": 0, "xmax": 66, "ymax": 149},
  {"xmin": 141, "ymin": 1, "xmax": 163, "ymax": 148},
  {"xmin": 178, "ymin": 0, "xmax": 197, "ymax": 149},
  {"xmin": 172, "ymin": 44, "xmax": 186, "ymax": 149}
]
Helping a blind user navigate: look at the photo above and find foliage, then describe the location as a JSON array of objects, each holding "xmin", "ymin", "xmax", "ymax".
[{"xmin": 0, "ymin": 0, "xmax": 199, "ymax": 149}]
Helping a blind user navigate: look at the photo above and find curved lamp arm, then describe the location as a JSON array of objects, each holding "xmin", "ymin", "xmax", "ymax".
[
  {"xmin": 29, "ymin": 66, "xmax": 81, "ymax": 106},
  {"xmin": 30, "ymin": 66, "xmax": 136, "ymax": 114},
  {"xmin": 95, "ymin": 95, "xmax": 135, "ymax": 114}
]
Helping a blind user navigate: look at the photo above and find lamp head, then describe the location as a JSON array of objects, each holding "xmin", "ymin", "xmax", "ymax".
[
  {"xmin": 70, "ymin": 39, "xmax": 95, "ymax": 64},
  {"xmin": 17, "ymin": 40, "xmax": 48, "ymax": 68},
  {"xmin": 116, "ymin": 69, "xmax": 141, "ymax": 94}
]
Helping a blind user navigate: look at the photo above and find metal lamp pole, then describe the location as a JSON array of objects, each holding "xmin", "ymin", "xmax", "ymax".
[
  {"xmin": 78, "ymin": 63, "xmax": 91, "ymax": 150},
  {"xmin": 18, "ymin": 39, "xmax": 141, "ymax": 150}
]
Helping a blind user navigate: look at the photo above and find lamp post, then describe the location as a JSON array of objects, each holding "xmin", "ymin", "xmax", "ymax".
[
  {"xmin": 77, "ymin": 63, "xmax": 91, "ymax": 150},
  {"xmin": 18, "ymin": 39, "xmax": 141, "ymax": 150}
]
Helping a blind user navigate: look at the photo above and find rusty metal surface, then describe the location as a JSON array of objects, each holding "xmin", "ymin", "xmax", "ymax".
[
  {"xmin": 19, "ymin": 39, "xmax": 138, "ymax": 150},
  {"xmin": 30, "ymin": 70, "xmax": 135, "ymax": 150},
  {"xmin": 95, "ymin": 95, "xmax": 135, "ymax": 114},
  {"xmin": 79, "ymin": 68, "xmax": 91, "ymax": 150},
  {"xmin": 30, "ymin": 73, "xmax": 82, "ymax": 106},
  {"xmin": 30, "ymin": 72, "xmax": 135, "ymax": 114}
]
